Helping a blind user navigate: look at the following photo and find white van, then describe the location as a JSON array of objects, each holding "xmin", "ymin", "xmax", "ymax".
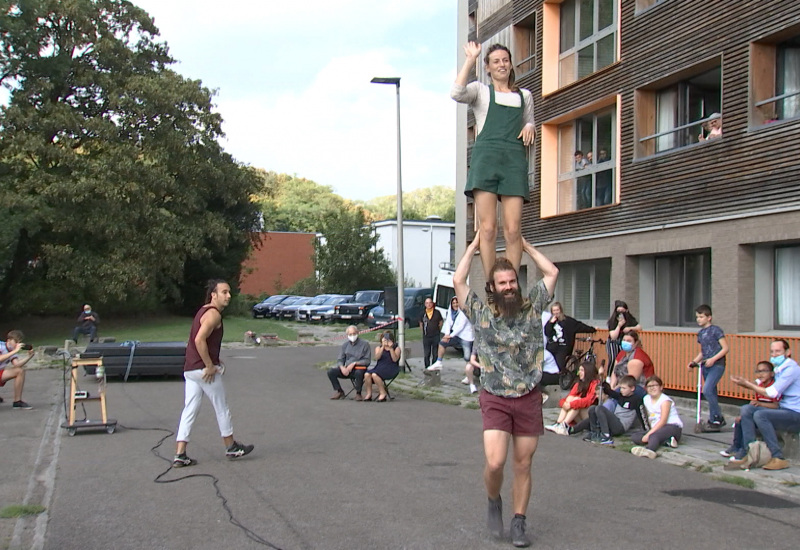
[{"xmin": 432, "ymin": 262, "xmax": 456, "ymax": 320}]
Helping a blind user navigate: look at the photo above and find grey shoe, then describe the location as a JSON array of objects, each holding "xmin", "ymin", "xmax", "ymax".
[
  {"xmin": 225, "ymin": 441, "xmax": 254, "ymax": 460},
  {"xmin": 487, "ymin": 496, "xmax": 503, "ymax": 539},
  {"xmin": 510, "ymin": 515, "xmax": 531, "ymax": 548}
]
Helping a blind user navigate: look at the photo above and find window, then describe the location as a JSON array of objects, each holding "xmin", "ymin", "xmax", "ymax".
[
  {"xmin": 775, "ymin": 246, "xmax": 800, "ymax": 329},
  {"xmin": 558, "ymin": 0, "xmax": 617, "ymax": 87},
  {"xmin": 635, "ymin": 0, "xmax": 667, "ymax": 12},
  {"xmin": 752, "ymin": 32, "xmax": 800, "ymax": 125},
  {"xmin": 556, "ymin": 106, "xmax": 615, "ymax": 213},
  {"xmin": 554, "ymin": 259, "xmax": 611, "ymax": 322},
  {"xmin": 654, "ymin": 251, "xmax": 710, "ymax": 327},
  {"xmin": 636, "ymin": 60, "xmax": 722, "ymax": 157},
  {"xmin": 513, "ymin": 13, "xmax": 537, "ymax": 76}
]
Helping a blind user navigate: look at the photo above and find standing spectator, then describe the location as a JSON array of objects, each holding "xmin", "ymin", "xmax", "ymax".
[
  {"xmin": 544, "ymin": 302, "xmax": 596, "ymax": 374},
  {"xmin": 0, "ymin": 330, "xmax": 35, "ymax": 409},
  {"xmin": 544, "ymin": 362, "xmax": 599, "ymax": 436},
  {"xmin": 630, "ymin": 376, "xmax": 683, "ymax": 459},
  {"xmin": 327, "ymin": 325, "xmax": 372, "ymax": 401},
  {"xmin": 173, "ymin": 280, "xmax": 253, "ymax": 467},
  {"xmin": 419, "ymin": 297, "xmax": 443, "ymax": 369},
  {"xmin": 454, "ymin": 233, "xmax": 558, "ymax": 547},
  {"xmin": 364, "ymin": 331, "xmax": 400, "ymax": 403},
  {"xmin": 72, "ymin": 304, "xmax": 99, "ymax": 343},
  {"xmin": 428, "ymin": 296, "xmax": 474, "ymax": 372},
  {"xmin": 728, "ymin": 339, "xmax": 800, "ymax": 471},
  {"xmin": 721, "ymin": 361, "xmax": 779, "ymax": 458},
  {"xmin": 451, "ymin": 41, "xmax": 535, "ymax": 288},
  {"xmin": 606, "ymin": 300, "xmax": 641, "ymax": 375},
  {"xmin": 688, "ymin": 304, "xmax": 729, "ymax": 430}
]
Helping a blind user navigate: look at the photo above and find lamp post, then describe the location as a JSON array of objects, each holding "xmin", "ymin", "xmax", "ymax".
[{"xmin": 371, "ymin": 76, "xmax": 406, "ymax": 367}]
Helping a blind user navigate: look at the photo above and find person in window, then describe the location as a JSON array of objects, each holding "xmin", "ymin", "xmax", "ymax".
[
  {"xmin": 597, "ymin": 149, "xmax": 610, "ymax": 163},
  {"xmin": 698, "ymin": 113, "xmax": 722, "ymax": 141},
  {"xmin": 574, "ymin": 150, "xmax": 588, "ymax": 171},
  {"xmin": 451, "ymin": 41, "xmax": 535, "ymax": 294},
  {"xmin": 606, "ymin": 300, "xmax": 642, "ymax": 376},
  {"xmin": 585, "ymin": 151, "xmax": 593, "ymax": 164}
]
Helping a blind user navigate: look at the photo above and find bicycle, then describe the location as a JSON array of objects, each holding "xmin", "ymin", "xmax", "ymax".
[{"xmin": 559, "ymin": 337, "xmax": 607, "ymax": 390}]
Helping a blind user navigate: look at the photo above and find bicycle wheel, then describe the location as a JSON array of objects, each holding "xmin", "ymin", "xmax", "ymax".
[{"xmin": 559, "ymin": 356, "xmax": 580, "ymax": 390}]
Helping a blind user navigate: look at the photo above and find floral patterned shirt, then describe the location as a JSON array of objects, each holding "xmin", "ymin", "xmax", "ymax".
[{"xmin": 464, "ymin": 279, "xmax": 551, "ymax": 398}]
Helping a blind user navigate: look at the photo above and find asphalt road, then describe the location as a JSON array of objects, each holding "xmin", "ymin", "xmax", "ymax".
[{"xmin": 6, "ymin": 345, "xmax": 800, "ymax": 549}]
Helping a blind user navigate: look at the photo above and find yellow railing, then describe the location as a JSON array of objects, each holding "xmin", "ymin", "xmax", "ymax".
[{"xmin": 576, "ymin": 330, "xmax": 799, "ymax": 400}]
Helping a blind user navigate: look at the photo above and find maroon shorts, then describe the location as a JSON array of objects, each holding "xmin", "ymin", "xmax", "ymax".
[{"xmin": 479, "ymin": 387, "xmax": 544, "ymax": 436}]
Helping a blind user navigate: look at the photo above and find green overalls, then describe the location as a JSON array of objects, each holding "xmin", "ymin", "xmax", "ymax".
[{"xmin": 465, "ymin": 85, "xmax": 530, "ymax": 202}]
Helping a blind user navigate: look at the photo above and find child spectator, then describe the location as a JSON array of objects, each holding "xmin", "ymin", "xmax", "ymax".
[
  {"xmin": 630, "ymin": 376, "xmax": 683, "ymax": 459},
  {"xmin": 545, "ymin": 362, "xmax": 599, "ymax": 436},
  {"xmin": 688, "ymin": 304, "xmax": 729, "ymax": 430},
  {"xmin": 573, "ymin": 375, "xmax": 646, "ymax": 444},
  {"xmin": 720, "ymin": 361, "xmax": 779, "ymax": 458}
]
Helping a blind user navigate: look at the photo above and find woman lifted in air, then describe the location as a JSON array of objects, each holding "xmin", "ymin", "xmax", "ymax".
[{"xmin": 451, "ymin": 42, "xmax": 535, "ymax": 294}]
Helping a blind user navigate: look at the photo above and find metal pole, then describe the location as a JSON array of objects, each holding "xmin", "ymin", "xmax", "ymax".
[{"xmin": 394, "ymin": 83, "xmax": 406, "ymax": 368}]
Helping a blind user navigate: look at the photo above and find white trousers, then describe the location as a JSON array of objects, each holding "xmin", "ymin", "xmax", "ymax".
[{"xmin": 176, "ymin": 368, "xmax": 232, "ymax": 442}]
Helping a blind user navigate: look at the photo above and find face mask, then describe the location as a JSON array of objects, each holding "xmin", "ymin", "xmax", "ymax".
[
  {"xmin": 770, "ymin": 355, "xmax": 786, "ymax": 367},
  {"xmin": 620, "ymin": 341, "xmax": 634, "ymax": 352},
  {"xmin": 84, "ymin": 310, "xmax": 92, "ymax": 315},
  {"xmin": 347, "ymin": 335, "xmax": 358, "ymax": 343}
]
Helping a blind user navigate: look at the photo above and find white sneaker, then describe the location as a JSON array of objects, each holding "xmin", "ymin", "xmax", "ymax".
[
  {"xmin": 461, "ymin": 377, "xmax": 470, "ymax": 385},
  {"xmin": 555, "ymin": 423, "xmax": 569, "ymax": 436},
  {"xmin": 544, "ymin": 423, "xmax": 560, "ymax": 433},
  {"xmin": 426, "ymin": 360, "xmax": 443, "ymax": 371},
  {"xmin": 469, "ymin": 384, "xmax": 478, "ymax": 394},
  {"xmin": 631, "ymin": 446, "xmax": 657, "ymax": 459},
  {"xmin": 667, "ymin": 436, "xmax": 678, "ymax": 449},
  {"xmin": 541, "ymin": 391, "xmax": 549, "ymax": 405}
]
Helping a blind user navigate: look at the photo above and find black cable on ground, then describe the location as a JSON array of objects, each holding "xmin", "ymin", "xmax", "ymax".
[{"xmin": 119, "ymin": 424, "xmax": 284, "ymax": 550}]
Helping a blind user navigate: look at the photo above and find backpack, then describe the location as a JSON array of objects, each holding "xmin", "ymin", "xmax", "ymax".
[{"xmin": 744, "ymin": 440, "xmax": 772, "ymax": 469}]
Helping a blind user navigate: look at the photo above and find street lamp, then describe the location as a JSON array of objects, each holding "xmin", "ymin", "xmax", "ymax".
[{"xmin": 371, "ymin": 76, "xmax": 406, "ymax": 368}]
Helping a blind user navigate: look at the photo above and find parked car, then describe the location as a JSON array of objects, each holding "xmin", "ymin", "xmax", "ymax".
[
  {"xmin": 277, "ymin": 296, "xmax": 314, "ymax": 320},
  {"xmin": 296, "ymin": 294, "xmax": 336, "ymax": 321},
  {"xmin": 366, "ymin": 288, "xmax": 432, "ymax": 329},
  {"xmin": 305, "ymin": 295, "xmax": 353, "ymax": 323},
  {"xmin": 252, "ymin": 295, "xmax": 290, "ymax": 318},
  {"xmin": 332, "ymin": 290, "xmax": 384, "ymax": 323},
  {"xmin": 271, "ymin": 296, "xmax": 309, "ymax": 319}
]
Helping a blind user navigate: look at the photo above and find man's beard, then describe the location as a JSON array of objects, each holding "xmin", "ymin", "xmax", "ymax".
[{"xmin": 492, "ymin": 287, "xmax": 523, "ymax": 319}]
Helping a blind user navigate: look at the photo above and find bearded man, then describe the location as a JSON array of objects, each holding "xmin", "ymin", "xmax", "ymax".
[{"xmin": 454, "ymin": 233, "xmax": 558, "ymax": 548}]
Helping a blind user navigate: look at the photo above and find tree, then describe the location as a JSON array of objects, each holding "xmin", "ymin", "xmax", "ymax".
[
  {"xmin": 358, "ymin": 186, "xmax": 455, "ymax": 222},
  {"xmin": 315, "ymin": 208, "xmax": 394, "ymax": 294},
  {"xmin": 0, "ymin": 1, "xmax": 261, "ymax": 315}
]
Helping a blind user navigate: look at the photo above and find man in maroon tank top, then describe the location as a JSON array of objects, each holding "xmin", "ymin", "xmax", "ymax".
[{"xmin": 173, "ymin": 280, "xmax": 254, "ymax": 467}]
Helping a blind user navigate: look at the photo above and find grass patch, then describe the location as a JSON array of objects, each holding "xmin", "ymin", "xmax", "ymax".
[
  {"xmin": 695, "ymin": 465, "xmax": 713, "ymax": 474},
  {"xmin": 681, "ymin": 461, "xmax": 694, "ymax": 469},
  {"xmin": 428, "ymin": 395, "xmax": 462, "ymax": 406},
  {"xmin": 0, "ymin": 504, "xmax": 46, "ymax": 518},
  {"xmin": 713, "ymin": 475, "xmax": 756, "ymax": 489},
  {"xmin": 781, "ymin": 480, "xmax": 800, "ymax": 487},
  {"xmin": 464, "ymin": 402, "xmax": 480, "ymax": 410},
  {"xmin": 17, "ymin": 315, "xmax": 297, "ymax": 347},
  {"xmin": 613, "ymin": 441, "xmax": 635, "ymax": 453}
]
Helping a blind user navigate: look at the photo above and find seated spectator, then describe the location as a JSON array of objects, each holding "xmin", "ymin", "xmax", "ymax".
[
  {"xmin": 326, "ymin": 325, "xmax": 371, "ymax": 401},
  {"xmin": 72, "ymin": 304, "xmax": 99, "ymax": 343},
  {"xmin": 728, "ymin": 339, "xmax": 800, "ymax": 471},
  {"xmin": 364, "ymin": 331, "xmax": 400, "ymax": 403},
  {"xmin": 610, "ymin": 330, "xmax": 653, "ymax": 394},
  {"xmin": 0, "ymin": 330, "xmax": 35, "ymax": 409},
  {"xmin": 427, "ymin": 296, "xmax": 474, "ymax": 372},
  {"xmin": 573, "ymin": 375, "xmax": 646, "ymax": 444},
  {"xmin": 698, "ymin": 113, "xmax": 722, "ymax": 141},
  {"xmin": 574, "ymin": 150, "xmax": 588, "ymax": 171},
  {"xmin": 630, "ymin": 376, "xmax": 683, "ymax": 459},
  {"xmin": 721, "ymin": 361, "xmax": 779, "ymax": 459},
  {"xmin": 545, "ymin": 362, "xmax": 599, "ymax": 436}
]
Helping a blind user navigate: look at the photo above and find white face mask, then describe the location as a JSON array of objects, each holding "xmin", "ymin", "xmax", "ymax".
[{"xmin": 347, "ymin": 334, "xmax": 358, "ymax": 343}]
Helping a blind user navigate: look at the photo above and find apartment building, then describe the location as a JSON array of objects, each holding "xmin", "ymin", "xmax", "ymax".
[{"xmin": 455, "ymin": 0, "xmax": 800, "ymax": 394}]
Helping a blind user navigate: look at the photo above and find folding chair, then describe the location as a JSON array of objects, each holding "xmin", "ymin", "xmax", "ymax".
[
  {"xmin": 343, "ymin": 366, "xmax": 369, "ymax": 399},
  {"xmin": 346, "ymin": 369, "xmax": 398, "ymax": 401}
]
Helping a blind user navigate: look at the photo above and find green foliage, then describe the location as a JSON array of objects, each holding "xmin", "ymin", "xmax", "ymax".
[
  {"xmin": 283, "ymin": 275, "xmax": 320, "ymax": 297},
  {"xmin": 315, "ymin": 208, "xmax": 394, "ymax": 294},
  {"xmin": 358, "ymin": 186, "xmax": 455, "ymax": 222},
  {"xmin": 713, "ymin": 475, "xmax": 756, "ymax": 489},
  {"xmin": 0, "ymin": 1, "xmax": 261, "ymax": 316},
  {"xmin": 0, "ymin": 504, "xmax": 46, "ymax": 518}
]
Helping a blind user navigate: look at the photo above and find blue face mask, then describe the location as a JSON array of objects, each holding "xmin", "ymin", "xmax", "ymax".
[
  {"xmin": 770, "ymin": 355, "xmax": 786, "ymax": 367},
  {"xmin": 620, "ymin": 341, "xmax": 634, "ymax": 352}
]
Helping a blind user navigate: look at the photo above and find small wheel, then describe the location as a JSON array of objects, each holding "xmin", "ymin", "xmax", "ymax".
[
  {"xmin": 68, "ymin": 428, "xmax": 77, "ymax": 437},
  {"xmin": 106, "ymin": 425, "xmax": 116, "ymax": 434}
]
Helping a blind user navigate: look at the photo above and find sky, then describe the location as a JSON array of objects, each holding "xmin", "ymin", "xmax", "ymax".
[{"xmin": 131, "ymin": 0, "xmax": 458, "ymax": 201}]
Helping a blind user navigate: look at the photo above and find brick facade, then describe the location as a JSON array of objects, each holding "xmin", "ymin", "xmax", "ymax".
[{"xmin": 239, "ymin": 232, "xmax": 316, "ymax": 297}]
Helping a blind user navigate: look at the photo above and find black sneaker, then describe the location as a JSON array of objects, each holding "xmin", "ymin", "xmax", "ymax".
[
  {"xmin": 226, "ymin": 441, "xmax": 254, "ymax": 460},
  {"xmin": 710, "ymin": 417, "xmax": 726, "ymax": 428},
  {"xmin": 599, "ymin": 433, "xmax": 614, "ymax": 445},
  {"xmin": 172, "ymin": 454, "xmax": 197, "ymax": 468},
  {"xmin": 582, "ymin": 430, "xmax": 598, "ymax": 442},
  {"xmin": 510, "ymin": 515, "xmax": 531, "ymax": 548},
  {"xmin": 12, "ymin": 400, "xmax": 33, "ymax": 410},
  {"xmin": 487, "ymin": 496, "xmax": 503, "ymax": 539}
]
